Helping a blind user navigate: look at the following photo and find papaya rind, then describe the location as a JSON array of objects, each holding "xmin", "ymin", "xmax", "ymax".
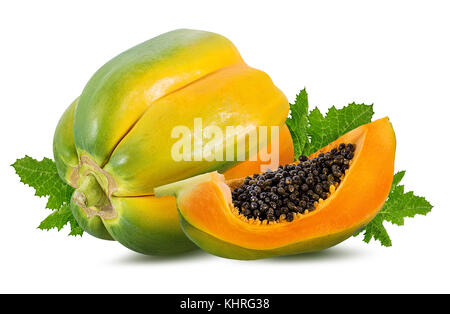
[
  {"xmin": 74, "ymin": 29, "xmax": 244, "ymax": 167},
  {"xmin": 104, "ymin": 64, "xmax": 289, "ymax": 196},
  {"xmin": 180, "ymin": 214, "xmax": 362, "ymax": 260},
  {"xmin": 53, "ymin": 98, "xmax": 80, "ymax": 187}
]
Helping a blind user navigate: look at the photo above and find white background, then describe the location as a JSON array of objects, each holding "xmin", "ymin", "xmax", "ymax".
[{"xmin": 1, "ymin": 0, "xmax": 449, "ymax": 293}]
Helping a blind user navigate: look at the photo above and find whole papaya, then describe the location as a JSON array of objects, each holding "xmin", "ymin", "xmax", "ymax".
[{"xmin": 53, "ymin": 29, "xmax": 292, "ymax": 255}]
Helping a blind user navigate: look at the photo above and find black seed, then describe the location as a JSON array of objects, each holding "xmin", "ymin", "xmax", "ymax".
[
  {"xmin": 274, "ymin": 173, "xmax": 283, "ymax": 180},
  {"xmin": 335, "ymin": 155, "xmax": 344, "ymax": 165},
  {"xmin": 333, "ymin": 170, "xmax": 343, "ymax": 178},
  {"xmin": 286, "ymin": 212, "xmax": 294, "ymax": 222},
  {"xmin": 298, "ymin": 155, "xmax": 308, "ymax": 162},
  {"xmin": 287, "ymin": 185, "xmax": 295, "ymax": 193},
  {"xmin": 314, "ymin": 185, "xmax": 323, "ymax": 194},
  {"xmin": 260, "ymin": 204, "xmax": 269, "ymax": 212}
]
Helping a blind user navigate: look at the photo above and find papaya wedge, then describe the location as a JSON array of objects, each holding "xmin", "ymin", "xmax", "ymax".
[
  {"xmin": 155, "ymin": 118, "xmax": 396, "ymax": 259},
  {"xmin": 53, "ymin": 29, "xmax": 292, "ymax": 255}
]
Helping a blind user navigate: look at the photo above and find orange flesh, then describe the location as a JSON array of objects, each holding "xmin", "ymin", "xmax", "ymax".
[{"xmin": 179, "ymin": 118, "xmax": 395, "ymax": 250}]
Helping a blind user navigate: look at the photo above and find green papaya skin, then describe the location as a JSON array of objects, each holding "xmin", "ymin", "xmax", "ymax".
[
  {"xmin": 53, "ymin": 98, "xmax": 79, "ymax": 187},
  {"xmin": 70, "ymin": 199, "xmax": 113, "ymax": 241},
  {"xmin": 103, "ymin": 196, "xmax": 197, "ymax": 255}
]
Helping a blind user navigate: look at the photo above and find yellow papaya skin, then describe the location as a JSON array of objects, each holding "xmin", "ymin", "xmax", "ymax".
[
  {"xmin": 104, "ymin": 64, "xmax": 289, "ymax": 196},
  {"xmin": 74, "ymin": 29, "xmax": 244, "ymax": 167},
  {"xmin": 53, "ymin": 29, "xmax": 291, "ymax": 255}
]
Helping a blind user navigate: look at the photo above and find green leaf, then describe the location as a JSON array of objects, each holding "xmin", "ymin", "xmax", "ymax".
[
  {"xmin": 305, "ymin": 103, "xmax": 374, "ymax": 155},
  {"xmin": 38, "ymin": 203, "xmax": 73, "ymax": 231},
  {"xmin": 11, "ymin": 156, "xmax": 74, "ymax": 210},
  {"xmin": 359, "ymin": 214, "xmax": 392, "ymax": 247},
  {"xmin": 287, "ymin": 89, "xmax": 374, "ymax": 158},
  {"xmin": 286, "ymin": 89, "xmax": 309, "ymax": 159},
  {"xmin": 356, "ymin": 171, "xmax": 433, "ymax": 246},
  {"xmin": 38, "ymin": 203, "xmax": 83, "ymax": 236},
  {"xmin": 390, "ymin": 170, "xmax": 406, "ymax": 192},
  {"xmin": 12, "ymin": 156, "xmax": 83, "ymax": 236}
]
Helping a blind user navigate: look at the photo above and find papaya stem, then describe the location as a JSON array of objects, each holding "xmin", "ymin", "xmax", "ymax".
[{"xmin": 73, "ymin": 174, "xmax": 109, "ymax": 209}]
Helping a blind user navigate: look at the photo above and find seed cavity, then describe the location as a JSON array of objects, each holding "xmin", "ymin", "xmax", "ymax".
[{"xmin": 231, "ymin": 143, "xmax": 356, "ymax": 223}]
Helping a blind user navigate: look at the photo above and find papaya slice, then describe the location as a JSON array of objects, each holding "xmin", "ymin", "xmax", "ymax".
[{"xmin": 155, "ymin": 118, "xmax": 396, "ymax": 259}]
